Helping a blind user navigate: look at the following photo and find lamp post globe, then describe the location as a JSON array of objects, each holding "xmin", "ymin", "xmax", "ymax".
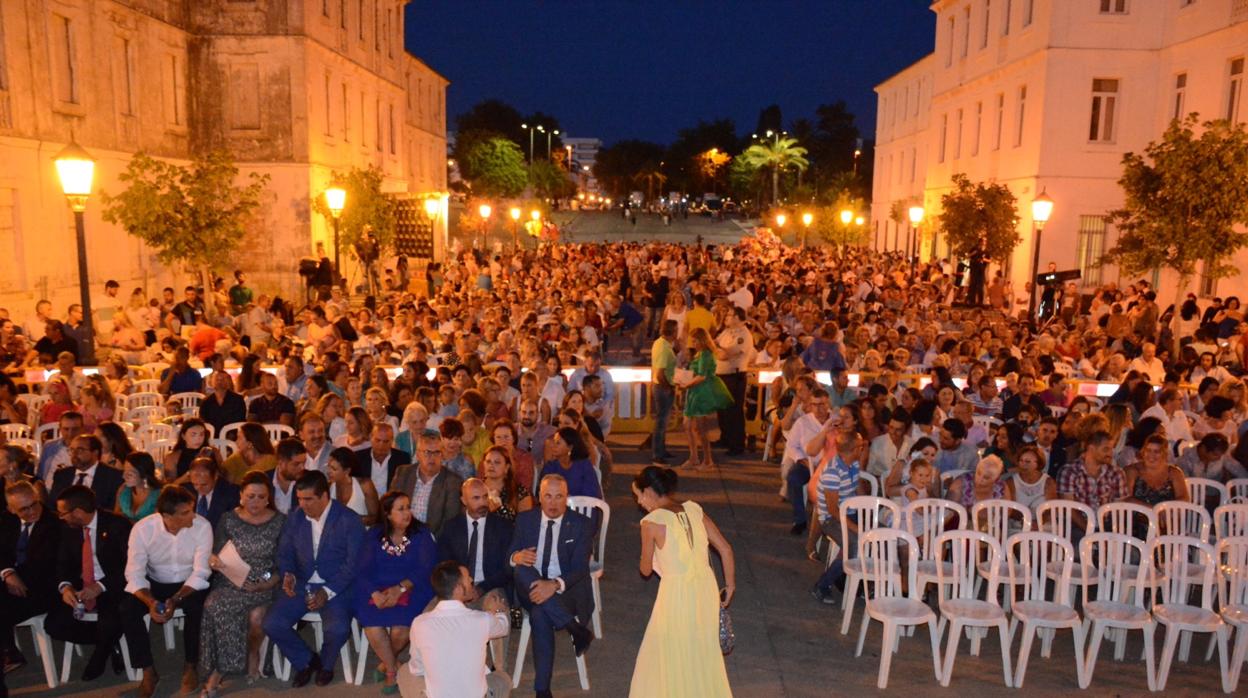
[
  {"xmin": 800, "ymin": 212, "xmax": 813, "ymax": 248},
  {"xmin": 840, "ymin": 209, "xmax": 853, "ymax": 226},
  {"xmin": 907, "ymin": 205, "xmax": 924, "ymax": 275},
  {"xmin": 1028, "ymin": 188, "xmax": 1056, "ymax": 321},
  {"xmin": 54, "ymin": 139, "xmax": 98, "ymax": 364},
  {"xmin": 324, "ymin": 184, "xmax": 347, "ymax": 282}
]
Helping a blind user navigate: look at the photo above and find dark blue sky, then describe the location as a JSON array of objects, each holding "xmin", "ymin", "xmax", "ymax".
[{"xmin": 405, "ymin": 1, "xmax": 935, "ymax": 146}]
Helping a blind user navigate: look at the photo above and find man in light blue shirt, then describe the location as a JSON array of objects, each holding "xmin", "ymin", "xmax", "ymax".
[{"xmin": 934, "ymin": 418, "xmax": 980, "ymax": 474}]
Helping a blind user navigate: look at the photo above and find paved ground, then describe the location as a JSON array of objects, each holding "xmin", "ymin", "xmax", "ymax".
[{"xmin": 7, "ymin": 219, "xmax": 1229, "ymax": 696}]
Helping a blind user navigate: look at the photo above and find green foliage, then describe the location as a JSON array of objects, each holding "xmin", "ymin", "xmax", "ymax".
[
  {"xmin": 727, "ymin": 156, "xmax": 762, "ymax": 202},
  {"xmin": 593, "ymin": 140, "xmax": 666, "ymax": 197},
  {"xmin": 889, "ymin": 200, "xmax": 908, "ymax": 227},
  {"xmin": 454, "ymin": 99, "xmax": 526, "ymax": 147},
  {"xmin": 1102, "ymin": 115, "xmax": 1248, "ymax": 283},
  {"xmin": 738, "ymin": 137, "xmax": 809, "ymax": 204},
  {"xmin": 311, "ymin": 166, "xmax": 397, "ymax": 253},
  {"xmin": 459, "ymin": 137, "xmax": 528, "ymax": 198},
  {"xmin": 936, "ymin": 173, "xmax": 1021, "ymax": 263},
  {"xmin": 528, "ymin": 160, "xmax": 576, "ymax": 200},
  {"xmin": 100, "ymin": 150, "xmax": 269, "ymax": 270}
]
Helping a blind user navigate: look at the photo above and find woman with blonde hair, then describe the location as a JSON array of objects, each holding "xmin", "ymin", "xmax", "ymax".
[
  {"xmin": 317, "ymin": 392, "xmax": 348, "ymax": 443},
  {"xmin": 364, "ymin": 386, "xmax": 400, "ymax": 434},
  {"xmin": 79, "ymin": 377, "xmax": 116, "ymax": 431},
  {"xmin": 102, "ymin": 355, "xmax": 133, "ymax": 396},
  {"xmin": 107, "ymin": 310, "xmax": 146, "ymax": 364}
]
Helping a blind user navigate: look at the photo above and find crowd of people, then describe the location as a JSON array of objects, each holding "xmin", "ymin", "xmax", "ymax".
[{"xmin": 3, "ymin": 227, "xmax": 1248, "ymax": 696}]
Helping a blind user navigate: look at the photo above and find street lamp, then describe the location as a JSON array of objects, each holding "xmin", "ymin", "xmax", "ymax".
[
  {"xmin": 509, "ymin": 207, "xmax": 521, "ymax": 249},
  {"xmin": 53, "ymin": 139, "xmax": 97, "ymax": 364},
  {"xmin": 840, "ymin": 209, "xmax": 853, "ymax": 226},
  {"xmin": 324, "ymin": 184, "xmax": 347, "ymax": 281},
  {"xmin": 854, "ymin": 216, "xmax": 864, "ymax": 226},
  {"xmin": 521, "ymin": 123, "xmax": 537, "ymax": 164},
  {"xmin": 477, "ymin": 203, "xmax": 492, "ymax": 249},
  {"xmin": 424, "ymin": 197, "xmax": 440, "ymax": 218},
  {"xmin": 545, "ymin": 129, "xmax": 559, "ymax": 159},
  {"xmin": 800, "ymin": 211, "xmax": 813, "ymax": 248},
  {"xmin": 564, "ymin": 144, "xmax": 572, "ymax": 170},
  {"xmin": 775, "ymin": 212, "xmax": 787, "ymax": 229},
  {"xmin": 1027, "ymin": 188, "xmax": 1055, "ymax": 321},
  {"xmin": 908, "ymin": 205, "xmax": 925, "ymax": 276}
]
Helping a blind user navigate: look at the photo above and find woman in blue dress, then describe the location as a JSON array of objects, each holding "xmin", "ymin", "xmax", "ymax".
[
  {"xmin": 354, "ymin": 491, "xmax": 437, "ymax": 693},
  {"xmin": 540, "ymin": 426, "xmax": 603, "ymax": 499}
]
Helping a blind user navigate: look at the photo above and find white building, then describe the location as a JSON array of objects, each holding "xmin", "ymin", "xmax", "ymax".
[
  {"xmin": 563, "ymin": 136, "xmax": 602, "ymax": 192},
  {"xmin": 872, "ymin": 0, "xmax": 1248, "ymax": 302}
]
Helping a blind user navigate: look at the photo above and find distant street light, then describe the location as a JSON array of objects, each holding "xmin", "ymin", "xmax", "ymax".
[
  {"xmin": 54, "ymin": 139, "xmax": 97, "ymax": 364},
  {"xmin": 908, "ymin": 205, "xmax": 925, "ymax": 275},
  {"xmin": 521, "ymin": 123, "xmax": 537, "ymax": 164},
  {"xmin": 800, "ymin": 211, "xmax": 813, "ymax": 248},
  {"xmin": 510, "ymin": 207, "xmax": 522, "ymax": 249},
  {"xmin": 477, "ymin": 203, "xmax": 492, "ymax": 249},
  {"xmin": 424, "ymin": 197, "xmax": 440, "ymax": 217},
  {"xmin": 840, "ymin": 209, "xmax": 853, "ymax": 225},
  {"xmin": 324, "ymin": 183, "xmax": 347, "ymax": 282},
  {"xmin": 775, "ymin": 212, "xmax": 787, "ymax": 229},
  {"xmin": 1028, "ymin": 188, "xmax": 1055, "ymax": 321}
]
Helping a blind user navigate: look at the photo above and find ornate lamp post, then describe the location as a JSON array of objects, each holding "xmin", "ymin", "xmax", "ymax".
[
  {"xmin": 324, "ymin": 184, "xmax": 347, "ymax": 281},
  {"xmin": 509, "ymin": 207, "xmax": 521, "ymax": 250},
  {"xmin": 908, "ymin": 205, "xmax": 925, "ymax": 276},
  {"xmin": 54, "ymin": 139, "xmax": 97, "ymax": 364},
  {"xmin": 477, "ymin": 203, "xmax": 492, "ymax": 249},
  {"xmin": 800, "ymin": 211, "xmax": 813, "ymax": 248},
  {"xmin": 1028, "ymin": 188, "xmax": 1055, "ymax": 321}
]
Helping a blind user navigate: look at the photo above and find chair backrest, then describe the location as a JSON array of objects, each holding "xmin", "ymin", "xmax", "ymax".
[
  {"xmin": 1079, "ymin": 532, "xmax": 1152, "ymax": 608},
  {"xmin": 1216, "ymin": 537, "xmax": 1248, "ymax": 613},
  {"xmin": 839, "ymin": 496, "xmax": 902, "ymax": 564},
  {"xmin": 936, "ymin": 529, "xmax": 1003, "ymax": 602},
  {"xmin": 1036, "ymin": 499, "xmax": 1096, "ymax": 540},
  {"xmin": 126, "ymin": 405, "xmax": 168, "ymax": 425},
  {"xmin": 127, "ymin": 392, "xmax": 163, "ymax": 409},
  {"xmin": 168, "ymin": 392, "xmax": 205, "ymax": 416},
  {"xmin": 1228, "ymin": 478, "xmax": 1248, "ymax": 504},
  {"xmin": 1213, "ymin": 503, "xmax": 1248, "ymax": 540},
  {"xmin": 859, "ymin": 528, "xmax": 919, "ymax": 600},
  {"xmin": 211, "ymin": 438, "xmax": 239, "ymax": 459},
  {"xmin": 7, "ymin": 436, "xmax": 40, "ymax": 458},
  {"xmin": 902, "ymin": 498, "xmax": 967, "ymax": 560},
  {"xmin": 972, "ymin": 415, "xmax": 1001, "ymax": 431},
  {"xmin": 1098, "ymin": 501, "xmax": 1158, "ymax": 541},
  {"xmin": 147, "ymin": 438, "xmax": 176, "ymax": 463},
  {"xmin": 35, "ymin": 423, "xmax": 59, "ymax": 443},
  {"xmin": 0, "ymin": 423, "xmax": 31, "ymax": 440},
  {"xmin": 1186, "ymin": 477, "xmax": 1228, "ymax": 511},
  {"xmin": 139, "ymin": 364, "xmax": 169, "ymax": 381},
  {"xmin": 858, "ymin": 471, "xmax": 880, "ymax": 497},
  {"xmin": 136, "ymin": 423, "xmax": 176, "ymax": 450},
  {"xmin": 264, "ymin": 424, "xmax": 295, "ymax": 444},
  {"xmin": 1155, "ymin": 500, "xmax": 1211, "ymax": 541},
  {"xmin": 1048, "ymin": 405, "xmax": 1068, "ymax": 418},
  {"xmin": 567, "ymin": 495, "xmax": 611, "ymax": 566},
  {"xmin": 1151, "ymin": 535, "xmax": 1215, "ymax": 609},
  {"xmin": 17, "ymin": 394, "xmax": 49, "ymax": 427},
  {"xmin": 971, "ymin": 498, "xmax": 1033, "ymax": 544},
  {"xmin": 132, "ymin": 378, "xmax": 162, "ymax": 394},
  {"xmin": 1006, "ymin": 531, "xmax": 1074, "ymax": 606},
  {"xmin": 939, "ymin": 469, "xmax": 969, "ymax": 495},
  {"xmin": 115, "ymin": 421, "xmax": 136, "ymax": 437}
]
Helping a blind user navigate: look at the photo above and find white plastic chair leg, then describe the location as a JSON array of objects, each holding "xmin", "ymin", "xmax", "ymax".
[
  {"xmin": 1014, "ymin": 623, "xmax": 1037, "ymax": 688},
  {"xmin": 1178, "ymin": 629, "xmax": 1192, "ymax": 663},
  {"xmin": 511, "ymin": 615, "xmax": 531, "ymax": 689},
  {"xmin": 590, "ymin": 577, "xmax": 603, "ymax": 639},
  {"xmin": 1214, "ymin": 627, "xmax": 1231, "ymax": 694},
  {"xmin": 1226, "ymin": 625, "xmax": 1247, "ymax": 692},
  {"xmin": 854, "ymin": 612, "xmax": 871, "ymax": 657},
  {"xmin": 877, "ymin": 622, "xmax": 897, "ymax": 689},
  {"xmin": 940, "ymin": 620, "xmax": 963, "ymax": 687},
  {"xmin": 1156, "ymin": 626, "xmax": 1181, "ymax": 690},
  {"xmin": 1081, "ymin": 622, "xmax": 1106, "ymax": 689},
  {"xmin": 840, "ymin": 572, "xmax": 860, "ymax": 635},
  {"xmin": 996, "ymin": 621, "xmax": 1014, "ymax": 687},
  {"xmin": 21, "ymin": 618, "xmax": 59, "ymax": 689}
]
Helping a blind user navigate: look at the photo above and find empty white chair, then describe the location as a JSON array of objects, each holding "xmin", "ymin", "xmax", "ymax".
[
  {"xmin": 853, "ymin": 528, "xmax": 943, "ymax": 689},
  {"xmin": 1098, "ymin": 502, "xmax": 1158, "ymax": 597},
  {"xmin": 14, "ymin": 614, "xmax": 58, "ymax": 688},
  {"xmin": 168, "ymin": 391, "xmax": 205, "ymax": 417},
  {"xmin": 1187, "ymin": 477, "xmax": 1228, "ymax": 511},
  {"xmin": 1213, "ymin": 503, "xmax": 1248, "ymax": 540},
  {"xmin": 135, "ymin": 423, "xmax": 176, "ymax": 450},
  {"xmin": 8, "ymin": 435, "xmax": 41, "ymax": 458},
  {"xmin": 0, "ymin": 423, "xmax": 31, "ymax": 440},
  {"xmin": 1156, "ymin": 500, "xmax": 1211, "ymax": 541},
  {"xmin": 147, "ymin": 438, "xmax": 176, "ymax": 463},
  {"xmin": 126, "ymin": 405, "xmax": 168, "ymax": 425},
  {"xmin": 1215, "ymin": 536, "xmax": 1248, "ymax": 692},
  {"xmin": 567, "ymin": 495, "xmax": 611, "ymax": 639},
  {"xmin": 838, "ymin": 496, "xmax": 902, "ymax": 635},
  {"xmin": 972, "ymin": 499, "xmax": 1032, "ymax": 610},
  {"xmin": 264, "ymin": 423, "xmax": 295, "ymax": 444},
  {"xmin": 1036, "ymin": 500, "xmax": 1097, "ymax": 602},
  {"xmin": 934, "ymin": 530, "xmax": 1012, "ymax": 687},
  {"xmin": 1227, "ymin": 478, "xmax": 1248, "ymax": 504},
  {"xmin": 17, "ymin": 394, "xmax": 50, "ymax": 427},
  {"xmin": 1079, "ymin": 532, "xmax": 1157, "ymax": 690},
  {"xmin": 127, "ymin": 392, "xmax": 164, "ymax": 409},
  {"xmin": 1151, "ymin": 535, "xmax": 1230, "ymax": 691},
  {"xmin": 903, "ymin": 499, "xmax": 967, "ymax": 598},
  {"xmin": 1005, "ymin": 532, "xmax": 1087, "ymax": 688},
  {"xmin": 35, "ymin": 423, "xmax": 60, "ymax": 443},
  {"xmin": 511, "ymin": 609, "xmax": 589, "ymax": 690}
]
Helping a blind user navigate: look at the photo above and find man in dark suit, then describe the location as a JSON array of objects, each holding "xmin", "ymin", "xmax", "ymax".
[
  {"xmin": 438, "ymin": 478, "xmax": 513, "ymax": 600},
  {"xmin": 49, "ymin": 434, "xmax": 123, "ymax": 512},
  {"xmin": 390, "ymin": 430, "xmax": 462, "ymax": 534},
  {"xmin": 351, "ymin": 423, "xmax": 410, "ymax": 495},
  {"xmin": 181, "ymin": 457, "xmax": 239, "ymax": 527},
  {"xmin": 44, "ymin": 485, "xmax": 132, "ymax": 681},
  {"xmin": 0, "ymin": 480, "xmax": 62, "ymax": 673},
  {"xmin": 262, "ymin": 471, "xmax": 363, "ymax": 688},
  {"xmin": 507, "ymin": 474, "xmax": 594, "ymax": 698}
]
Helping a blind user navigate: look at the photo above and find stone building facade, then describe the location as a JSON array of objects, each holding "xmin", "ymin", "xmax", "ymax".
[{"xmin": 0, "ymin": 0, "xmax": 447, "ymax": 318}]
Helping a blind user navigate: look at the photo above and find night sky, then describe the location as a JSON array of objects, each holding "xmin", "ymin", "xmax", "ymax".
[{"xmin": 404, "ymin": 1, "xmax": 936, "ymax": 145}]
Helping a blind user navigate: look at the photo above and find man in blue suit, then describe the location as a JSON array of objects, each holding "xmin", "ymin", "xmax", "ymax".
[
  {"xmin": 263, "ymin": 471, "xmax": 363, "ymax": 687},
  {"xmin": 508, "ymin": 474, "xmax": 594, "ymax": 698},
  {"xmin": 180, "ymin": 458, "xmax": 239, "ymax": 528}
]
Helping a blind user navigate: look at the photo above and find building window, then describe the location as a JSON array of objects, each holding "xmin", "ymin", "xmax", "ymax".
[
  {"xmin": 1199, "ymin": 258, "xmax": 1218, "ymax": 296},
  {"xmin": 955, "ymin": 108, "xmax": 964, "ymax": 158},
  {"xmin": 1228, "ymin": 58, "xmax": 1244, "ymax": 123},
  {"xmin": 1172, "ymin": 73, "xmax": 1186, "ymax": 121},
  {"xmin": 116, "ymin": 37, "xmax": 135, "ymax": 115},
  {"xmin": 0, "ymin": 9, "xmax": 9, "ymax": 91},
  {"xmin": 961, "ymin": 6, "xmax": 971, "ymax": 58},
  {"xmin": 165, "ymin": 54, "xmax": 184, "ymax": 125},
  {"xmin": 359, "ymin": 0, "xmax": 366, "ymax": 40},
  {"xmin": 973, "ymin": 101, "xmax": 983, "ymax": 156},
  {"xmin": 385, "ymin": 9, "xmax": 392, "ymax": 57},
  {"xmin": 1099, "ymin": 0, "xmax": 1127, "ymax": 13},
  {"xmin": 374, "ymin": 3, "xmax": 381, "ymax": 50},
  {"xmin": 389, "ymin": 103, "xmax": 396, "ymax": 154},
  {"xmin": 982, "ymin": 0, "xmax": 991, "ymax": 49},
  {"xmin": 340, "ymin": 0, "xmax": 347, "ymax": 28},
  {"xmin": 322, "ymin": 0, "xmax": 330, "ymax": 17},
  {"xmin": 994, "ymin": 93, "xmax": 1005, "ymax": 150},
  {"xmin": 1015, "ymin": 85, "xmax": 1026, "ymax": 147},
  {"xmin": 52, "ymin": 14, "xmax": 77, "ymax": 104},
  {"xmin": 946, "ymin": 16, "xmax": 955, "ymax": 67},
  {"xmin": 361, "ymin": 92, "xmax": 367, "ymax": 148},
  {"xmin": 324, "ymin": 73, "xmax": 332, "ymax": 135},
  {"xmin": 910, "ymin": 146, "xmax": 917, "ymax": 182},
  {"xmin": 1022, "ymin": 0, "xmax": 1034, "ymax": 26},
  {"xmin": 915, "ymin": 78, "xmax": 922, "ymax": 116},
  {"xmin": 1076, "ymin": 216, "xmax": 1106, "ymax": 286},
  {"xmin": 939, "ymin": 113, "xmax": 948, "ymax": 162},
  {"xmin": 375, "ymin": 97, "xmax": 382, "ymax": 151},
  {"xmin": 1002, "ymin": 0, "xmax": 1012, "ymax": 35},
  {"xmin": 1089, "ymin": 78, "xmax": 1119, "ymax": 143},
  {"xmin": 342, "ymin": 83, "xmax": 350, "ymax": 141}
]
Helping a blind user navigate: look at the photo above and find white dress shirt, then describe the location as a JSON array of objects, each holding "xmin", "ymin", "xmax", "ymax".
[
  {"xmin": 464, "ymin": 513, "xmax": 487, "ymax": 584},
  {"xmin": 370, "ymin": 452, "xmax": 391, "ymax": 497},
  {"xmin": 407, "ymin": 600, "xmax": 509, "ymax": 698},
  {"xmin": 306, "ymin": 505, "xmax": 336, "ymax": 598},
  {"xmin": 124, "ymin": 513, "xmax": 213, "ymax": 593},
  {"xmin": 273, "ymin": 473, "xmax": 295, "ymax": 514},
  {"xmin": 783, "ymin": 413, "xmax": 825, "ymax": 466},
  {"xmin": 867, "ymin": 432, "xmax": 912, "ymax": 478},
  {"xmin": 536, "ymin": 513, "xmax": 564, "ymax": 582},
  {"xmin": 70, "ymin": 464, "xmax": 99, "ymax": 490},
  {"xmin": 1141, "ymin": 404, "xmax": 1194, "ymax": 443},
  {"xmin": 59, "ymin": 513, "xmax": 106, "ymax": 592},
  {"xmin": 305, "ymin": 442, "xmax": 332, "ymax": 473}
]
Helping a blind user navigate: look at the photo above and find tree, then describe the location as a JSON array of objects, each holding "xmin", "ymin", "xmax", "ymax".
[
  {"xmin": 593, "ymin": 140, "xmax": 666, "ymax": 197},
  {"xmin": 738, "ymin": 136, "xmax": 809, "ymax": 205},
  {"xmin": 459, "ymin": 137, "xmax": 528, "ymax": 198},
  {"xmin": 529, "ymin": 160, "xmax": 575, "ymax": 200},
  {"xmin": 454, "ymin": 99, "xmax": 526, "ymax": 146},
  {"xmin": 1102, "ymin": 114, "xmax": 1248, "ymax": 349},
  {"xmin": 727, "ymin": 155, "xmax": 762, "ymax": 205},
  {"xmin": 936, "ymin": 173, "xmax": 1021, "ymax": 263},
  {"xmin": 101, "ymin": 150, "xmax": 269, "ymax": 286},
  {"xmin": 633, "ymin": 168, "xmax": 668, "ymax": 202},
  {"xmin": 311, "ymin": 166, "xmax": 398, "ymax": 265}
]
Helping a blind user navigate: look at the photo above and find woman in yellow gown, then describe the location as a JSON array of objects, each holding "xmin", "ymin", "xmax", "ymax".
[{"xmin": 629, "ymin": 466, "xmax": 735, "ymax": 697}]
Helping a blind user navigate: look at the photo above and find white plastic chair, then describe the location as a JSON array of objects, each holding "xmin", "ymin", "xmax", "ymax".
[
  {"xmin": 17, "ymin": 394, "xmax": 50, "ymax": 427},
  {"xmin": 14, "ymin": 614, "xmax": 58, "ymax": 688},
  {"xmin": 1005, "ymin": 532, "xmax": 1087, "ymax": 688},
  {"xmin": 60, "ymin": 612, "xmax": 135, "ymax": 684},
  {"xmin": 8, "ymin": 435, "xmax": 40, "ymax": 458},
  {"xmin": 1214, "ymin": 536, "xmax": 1248, "ymax": 692},
  {"xmin": 1226, "ymin": 478, "xmax": 1248, "ymax": 504},
  {"xmin": 972, "ymin": 415, "xmax": 1001, "ymax": 432},
  {"xmin": 35, "ymin": 423, "xmax": 59, "ymax": 443},
  {"xmin": 264, "ymin": 424, "xmax": 295, "ymax": 443},
  {"xmin": 127, "ymin": 392, "xmax": 164, "ymax": 409},
  {"xmin": 858, "ymin": 471, "xmax": 880, "ymax": 497},
  {"xmin": 902, "ymin": 499, "xmax": 966, "ymax": 598},
  {"xmin": 934, "ymin": 530, "xmax": 1012, "ymax": 687},
  {"xmin": 568, "ymin": 495, "xmax": 611, "ymax": 639},
  {"xmin": 271, "ymin": 613, "xmax": 357, "ymax": 684},
  {"xmin": 511, "ymin": 609, "xmax": 589, "ymax": 690},
  {"xmin": 1213, "ymin": 503, "xmax": 1248, "ymax": 541},
  {"xmin": 1156, "ymin": 500, "xmax": 1211, "ymax": 541},
  {"xmin": 218, "ymin": 421, "xmax": 249, "ymax": 444},
  {"xmin": 168, "ymin": 391, "xmax": 205, "ymax": 417},
  {"xmin": 134, "ymin": 376, "xmax": 164, "ymax": 392},
  {"xmin": 1036, "ymin": 500, "xmax": 1097, "ymax": 602},
  {"xmin": 1098, "ymin": 502, "xmax": 1159, "ymax": 598},
  {"xmin": 838, "ymin": 496, "xmax": 902, "ymax": 635},
  {"xmin": 853, "ymin": 528, "xmax": 943, "ymax": 689},
  {"xmin": 135, "ymin": 423, "xmax": 176, "ymax": 450},
  {"xmin": 1187, "ymin": 477, "xmax": 1229, "ymax": 512},
  {"xmin": 126, "ymin": 405, "xmax": 168, "ymax": 425},
  {"xmin": 1079, "ymin": 532, "xmax": 1157, "ymax": 690},
  {"xmin": 1151, "ymin": 535, "xmax": 1230, "ymax": 691},
  {"xmin": 146, "ymin": 438, "xmax": 176, "ymax": 463},
  {"xmin": 972, "ymin": 499, "xmax": 1032, "ymax": 610},
  {"xmin": 0, "ymin": 423, "xmax": 31, "ymax": 440}
]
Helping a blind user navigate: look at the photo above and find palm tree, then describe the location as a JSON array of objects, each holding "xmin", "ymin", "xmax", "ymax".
[
  {"xmin": 739, "ymin": 136, "xmax": 809, "ymax": 205},
  {"xmin": 633, "ymin": 168, "xmax": 668, "ymax": 202}
]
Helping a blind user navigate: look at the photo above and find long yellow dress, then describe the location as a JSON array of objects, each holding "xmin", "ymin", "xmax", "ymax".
[{"xmin": 629, "ymin": 501, "xmax": 733, "ymax": 697}]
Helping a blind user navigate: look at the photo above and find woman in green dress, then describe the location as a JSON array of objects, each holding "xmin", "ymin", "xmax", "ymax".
[{"xmin": 681, "ymin": 328, "xmax": 733, "ymax": 470}]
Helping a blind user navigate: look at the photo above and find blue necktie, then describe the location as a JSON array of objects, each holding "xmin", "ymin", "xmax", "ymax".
[
  {"xmin": 540, "ymin": 520, "xmax": 555, "ymax": 578},
  {"xmin": 196, "ymin": 496, "xmax": 208, "ymax": 517},
  {"xmin": 15, "ymin": 522, "xmax": 31, "ymax": 566}
]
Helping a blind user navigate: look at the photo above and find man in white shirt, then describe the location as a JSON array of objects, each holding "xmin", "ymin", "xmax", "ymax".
[
  {"xmin": 119, "ymin": 486, "xmax": 213, "ymax": 697},
  {"xmin": 400, "ymin": 561, "xmax": 511, "ymax": 698},
  {"xmin": 1127, "ymin": 342, "xmax": 1166, "ymax": 384},
  {"xmin": 1141, "ymin": 387, "xmax": 1194, "ymax": 444},
  {"xmin": 867, "ymin": 409, "xmax": 913, "ymax": 478},
  {"xmin": 300, "ymin": 413, "xmax": 332, "ymax": 473},
  {"xmin": 783, "ymin": 389, "xmax": 832, "ymax": 535}
]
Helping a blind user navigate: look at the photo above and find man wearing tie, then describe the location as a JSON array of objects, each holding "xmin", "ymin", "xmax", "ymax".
[
  {"xmin": 507, "ymin": 475, "xmax": 594, "ymax": 698},
  {"xmin": 352, "ymin": 423, "xmax": 410, "ymax": 495},
  {"xmin": 49, "ymin": 435, "xmax": 123, "ymax": 511},
  {"xmin": 181, "ymin": 457, "xmax": 240, "ymax": 527},
  {"xmin": 263, "ymin": 471, "xmax": 364, "ymax": 687},
  {"xmin": 437, "ymin": 478, "xmax": 513, "ymax": 605},
  {"xmin": 119, "ymin": 486, "xmax": 213, "ymax": 697},
  {"xmin": 45, "ymin": 485, "xmax": 132, "ymax": 682},
  {"xmin": 0, "ymin": 481, "xmax": 62, "ymax": 674}
]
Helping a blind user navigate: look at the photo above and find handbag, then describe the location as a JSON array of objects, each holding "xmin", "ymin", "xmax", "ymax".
[{"xmin": 718, "ymin": 587, "xmax": 735, "ymax": 655}]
